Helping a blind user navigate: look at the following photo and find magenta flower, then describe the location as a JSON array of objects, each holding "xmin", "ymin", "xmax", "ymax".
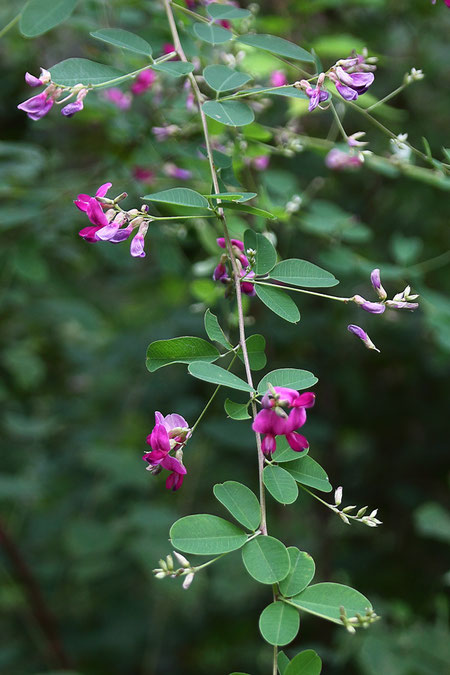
[
  {"xmin": 143, "ymin": 412, "xmax": 190, "ymax": 491},
  {"xmin": 74, "ymin": 183, "xmax": 112, "ymax": 212},
  {"xmin": 270, "ymin": 70, "xmax": 287, "ymax": 87},
  {"xmin": 131, "ymin": 69, "xmax": 156, "ymax": 95},
  {"xmin": 130, "ymin": 232, "xmax": 146, "ymax": 257},
  {"xmin": 253, "ymin": 387, "xmax": 315, "ymax": 456},
  {"xmin": 214, "ymin": 238, "xmax": 255, "ymax": 296},
  {"xmin": 325, "ymin": 148, "xmax": 362, "ymax": 171},
  {"xmin": 61, "ymin": 88, "xmax": 88, "ymax": 118},
  {"xmin": 252, "ymin": 155, "xmax": 270, "ymax": 171},
  {"xmin": 132, "ymin": 166, "xmax": 156, "ymax": 184},
  {"xmin": 17, "ymin": 91, "xmax": 55, "ymax": 121},
  {"xmin": 348, "ymin": 325, "xmax": 380, "ymax": 353},
  {"xmin": 103, "ymin": 88, "xmax": 132, "ymax": 109}
]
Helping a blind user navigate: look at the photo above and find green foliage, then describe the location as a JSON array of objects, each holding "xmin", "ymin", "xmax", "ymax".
[
  {"xmin": 284, "ymin": 456, "xmax": 332, "ymax": 493},
  {"xmin": 242, "ymin": 536, "xmax": 290, "ymax": 584},
  {"xmin": 237, "ymin": 334, "xmax": 267, "ymax": 370},
  {"xmin": 206, "ymin": 3, "xmax": 252, "ymax": 20},
  {"xmin": 257, "ymin": 368, "xmax": 318, "ymax": 394},
  {"xmin": 290, "ymin": 583, "xmax": 372, "ymax": 624},
  {"xmin": 269, "ymin": 259, "xmax": 339, "ymax": 288},
  {"xmin": 188, "ymin": 361, "xmax": 254, "ymax": 392},
  {"xmin": 255, "ymin": 285, "xmax": 300, "ymax": 323},
  {"xmin": 50, "ymin": 58, "xmax": 123, "ymax": 87},
  {"xmin": 90, "ymin": 28, "xmax": 153, "ymax": 57},
  {"xmin": 203, "ymin": 100, "xmax": 255, "ymax": 126},
  {"xmin": 224, "ymin": 398, "xmax": 251, "ymax": 420},
  {"xmin": 170, "ymin": 514, "xmax": 248, "ymax": 554},
  {"xmin": 193, "ymin": 23, "xmax": 233, "ymax": 45},
  {"xmin": 20, "ymin": 0, "xmax": 77, "ymax": 37},
  {"xmin": 237, "ymin": 34, "xmax": 314, "ymax": 63},
  {"xmin": 285, "ymin": 650, "xmax": 322, "ymax": 675},
  {"xmin": 142, "ymin": 187, "xmax": 209, "ymax": 209},
  {"xmin": 244, "ymin": 229, "xmax": 278, "ymax": 275},
  {"xmin": 204, "ymin": 309, "xmax": 233, "ymax": 349},
  {"xmin": 146, "ymin": 336, "xmax": 219, "ymax": 371},
  {"xmin": 203, "ymin": 65, "xmax": 252, "ymax": 92},
  {"xmin": 213, "ymin": 481, "xmax": 261, "ymax": 531},
  {"xmin": 259, "ymin": 601, "xmax": 300, "ymax": 646},
  {"xmin": 151, "ymin": 61, "xmax": 195, "ymax": 77},
  {"xmin": 278, "ymin": 548, "xmax": 316, "ymax": 597},
  {"xmin": 263, "ymin": 465, "xmax": 299, "ymax": 504}
]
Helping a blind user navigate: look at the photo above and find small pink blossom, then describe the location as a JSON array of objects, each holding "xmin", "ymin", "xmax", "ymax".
[
  {"xmin": 164, "ymin": 163, "xmax": 192, "ymax": 180},
  {"xmin": 25, "ymin": 68, "xmax": 51, "ymax": 87},
  {"xmin": 270, "ymin": 70, "xmax": 287, "ymax": 87},
  {"xmin": 252, "ymin": 155, "xmax": 270, "ymax": 171},
  {"xmin": 325, "ymin": 148, "xmax": 363, "ymax": 171},
  {"xmin": 348, "ymin": 325, "xmax": 380, "ymax": 353},
  {"xmin": 103, "ymin": 88, "xmax": 132, "ymax": 109},
  {"xmin": 131, "ymin": 69, "xmax": 156, "ymax": 95},
  {"xmin": 132, "ymin": 167, "xmax": 156, "ymax": 184},
  {"xmin": 61, "ymin": 88, "xmax": 88, "ymax": 117},
  {"xmin": 17, "ymin": 91, "xmax": 55, "ymax": 121},
  {"xmin": 74, "ymin": 183, "xmax": 112, "ymax": 212},
  {"xmin": 143, "ymin": 412, "xmax": 190, "ymax": 491}
]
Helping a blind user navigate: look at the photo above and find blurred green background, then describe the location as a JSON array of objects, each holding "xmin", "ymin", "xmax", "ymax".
[{"xmin": 1, "ymin": 0, "xmax": 449, "ymax": 673}]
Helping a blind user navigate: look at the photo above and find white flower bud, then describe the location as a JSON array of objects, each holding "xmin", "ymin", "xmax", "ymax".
[
  {"xmin": 155, "ymin": 572, "xmax": 166, "ymax": 580},
  {"xmin": 182, "ymin": 572, "xmax": 194, "ymax": 590},
  {"xmin": 339, "ymin": 513, "xmax": 350, "ymax": 525},
  {"xmin": 334, "ymin": 486, "xmax": 343, "ymax": 506},
  {"xmin": 173, "ymin": 551, "xmax": 190, "ymax": 568}
]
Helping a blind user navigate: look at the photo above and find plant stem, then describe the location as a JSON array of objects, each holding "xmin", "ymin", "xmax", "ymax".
[
  {"xmin": 253, "ymin": 280, "xmax": 351, "ymax": 303},
  {"xmin": 0, "ymin": 11, "xmax": 20, "ymax": 39},
  {"xmin": 329, "ymin": 101, "xmax": 349, "ymax": 142},
  {"xmin": 162, "ymin": 0, "xmax": 267, "ymax": 538},
  {"xmin": 366, "ymin": 83, "xmax": 406, "ymax": 111}
]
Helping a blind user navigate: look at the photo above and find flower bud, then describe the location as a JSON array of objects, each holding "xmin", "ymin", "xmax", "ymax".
[
  {"xmin": 173, "ymin": 551, "xmax": 190, "ymax": 568},
  {"xmin": 154, "ymin": 572, "xmax": 166, "ymax": 580},
  {"xmin": 347, "ymin": 325, "xmax": 380, "ymax": 353},
  {"xmin": 182, "ymin": 572, "xmax": 194, "ymax": 590},
  {"xmin": 352, "ymin": 295, "xmax": 385, "ymax": 315},
  {"xmin": 334, "ymin": 486, "xmax": 343, "ymax": 506},
  {"xmin": 370, "ymin": 269, "xmax": 387, "ymax": 300}
]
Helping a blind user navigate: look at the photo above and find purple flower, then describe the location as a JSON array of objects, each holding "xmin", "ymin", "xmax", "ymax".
[
  {"xmin": 213, "ymin": 262, "xmax": 229, "ymax": 283},
  {"xmin": 348, "ymin": 325, "xmax": 380, "ymax": 353},
  {"xmin": 252, "ymin": 387, "xmax": 315, "ymax": 456},
  {"xmin": 164, "ymin": 163, "xmax": 192, "ymax": 180},
  {"xmin": 325, "ymin": 148, "xmax": 362, "ymax": 171},
  {"xmin": 385, "ymin": 300, "xmax": 419, "ymax": 311},
  {"xmin": 130, "ymin": 232, "xmax": 146, "ymax": 258},
  {"xmin": 252, "ymin": 155, "xmax": 270, "ymax": 171},
  {"xmin": 370, "ymin": 268, "xmax": 387, "ymax": 300},
  {"xmin": 332, "ymin": 66, "xmax": 374, "ymax": 101},
  {"xmin": 353, "ymin": 295, "xmax": 386, "ymax": 314},
  {"xmin": 305, "ymin": 84, "xmax": 330, "ymax": 111},
  {"xmin": 17, "ymin": 91, "xmax": 54, "ymax": 121},
  {"xmin": 25, "ymin": 68, "xmax": 51, "ymax": 87},
  {"xmin": 61, "ymin": 100, "xmax": 83, "ymax": 117}
]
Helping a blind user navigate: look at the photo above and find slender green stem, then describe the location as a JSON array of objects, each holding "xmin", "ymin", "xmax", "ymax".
[
  {"xmin": 329, "ymin": 101, "xmax": 348, "ymax": 142},
  {"xmin": 172, "ymin": 1, "xmax": 210, "ymax": 23},
  {"xmin": 190, "ymin": 355, "xmax": 237, "ymax": 435},
  {"xmin": 273, "ymin": 646, "xmax": 278, "ymax": 675},
  {"xmin": 405, "ymin": 249, "xmax": 450, "ymax": 275},
  {"xmin": 253, "ymin": 280, "xmax": 351, "ymax": 303},
  {"xmin": 366, "ymin": 83, "xmax": 406, "ymax": 112},
  {"xmin": 89, "ymin": 51, "xmax": 176, "ymax": 90},
  {"xmin": 298, "ymin": 483, "xmax": 333, "ymax": 508},
  {"xmin": 0, "ymin": 12, "xmax": 21, "ymax": 39},
  {"xmin": 218, "ymin": 84, "xmax": 295, "ymax": 102}
]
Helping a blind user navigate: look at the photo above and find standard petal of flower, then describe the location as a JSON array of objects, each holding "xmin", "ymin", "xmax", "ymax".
[
  {"xmin": 95, "ymin": 183, "xmax": 113, "ymax": 198},
  {"xmin": 86, "ymin": 198, "xmax": 109, "ymax": 227}
]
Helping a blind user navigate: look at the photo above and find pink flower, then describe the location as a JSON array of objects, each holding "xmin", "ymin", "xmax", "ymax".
[
  {"xmin": 132, "ymin": 167, "xmax": 156, "ymax": 184},
  {"xmin": 353, "ymin": 294, "xmax": 386, "ymax": 314},
  {"xmin": 253, "ymin": 387, "xmax": 315, "ymax": 456},
  {"xmin": 131, "ymin": 69, "xmax": 156, "ymax": 95},
  {"xmin": 252, "ymin": 155, "xmax": 270, "ymax": 171},
  {"xmin": 103, "ymin": 88, "xmax": 132, "ymax": 109},
  {"xmin": 74, "ymin": 183, "xmax": 112, "ymax": 212},
  {"xmin": 270, "ymin": 70, "xmax": 287, "ymax": 87},
  {"xmin": 214, "ymin": 237, "xmax": 255, "ymax": 296},
  {"xmin": 143, "ymin": 412, "xmax": 190, "ymax": 491},
  {"xmin": 325, "ymin": 148, "xmax": 362, "ymax": 171},
  {"xmin": 61, "ymin": 88, "xmax": 88, "ymax": 118}
]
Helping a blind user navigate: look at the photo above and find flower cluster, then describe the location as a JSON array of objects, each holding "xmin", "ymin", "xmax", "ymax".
[
  {"xmin": 142, "ymin": 412, "xmax": 191, "ymax": 491},
  {"xmin": 75, "ymin": 182, "xmax": 151, "ymax": 257},
  {"xmin": 353, "ymin": 268, "xmax": 419, "ymax": 314},
  {"xmin": 153, "ymin": 552, "xmax": 196, "ymax": 590},
  {"xmin": 295, "ymin": 49, "xmax": 377, "ymax": 112},
  {"xmin": 213, "ymin": 238, "xmax": 256, "ymax": 296},
  {"xmin": 17, "ymin": 68, "xmax": 89, "ymax": 121},
  {"xmin": 253, "ymin": 387, "xmax": 315, "ymax": 456}
]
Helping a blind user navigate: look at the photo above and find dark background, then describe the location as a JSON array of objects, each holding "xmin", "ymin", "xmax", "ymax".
[{"xmin": 0, "ymin": 0, "xmax": 449, "ymax": 673}]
